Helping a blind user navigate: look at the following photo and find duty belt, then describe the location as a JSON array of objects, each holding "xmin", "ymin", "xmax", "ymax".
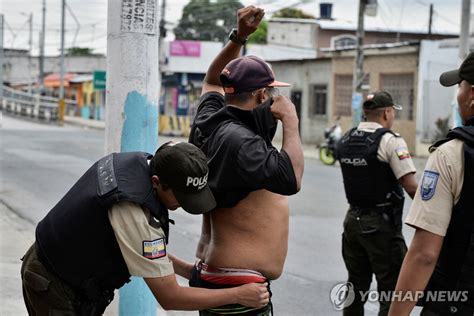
[{"xmin": 349, "ymin": 203, "xmax": 391, "ymax": 216}]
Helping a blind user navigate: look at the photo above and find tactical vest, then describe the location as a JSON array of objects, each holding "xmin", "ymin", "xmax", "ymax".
[
  {"xmin": 424, "ymin": 123, "xmax": 474, "ymax": 309},
  {"xmin": 337, "ymin": 127, "xmax": 403, "ymax": 207},
  {"xmin": 36, "ymin": 152, "xmax": 169, "ymax": 295}
]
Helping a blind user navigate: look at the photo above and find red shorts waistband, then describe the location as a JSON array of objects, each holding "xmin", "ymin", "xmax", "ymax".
[{"xmin": 197, "ymin": 262, "xmax": 267, "ymax": 285}]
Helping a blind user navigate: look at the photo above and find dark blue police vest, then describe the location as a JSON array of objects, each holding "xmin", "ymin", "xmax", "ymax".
[
  {"xmin": 36, "ymin": 152, "xmax": 169, "ymax": 294},
  {"xmin": 424, "ymin": 122, "xmax": 474, "ymax": 308},
  {"xmin": 337, "ymin": 127, "xmax": 403, "ymax": 207}
]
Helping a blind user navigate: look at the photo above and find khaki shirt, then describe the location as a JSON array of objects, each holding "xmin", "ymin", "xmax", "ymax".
[
  {"xmin": 108, "ymin": 201, "xmax": 174, "ymax": 278},
  {"xmin": 357, "ymin": 122, "xmax": 417, "ymax": 179},
  {"xmin": 405, "ymin": 139, "xmax": 464, "ymax": 236}
]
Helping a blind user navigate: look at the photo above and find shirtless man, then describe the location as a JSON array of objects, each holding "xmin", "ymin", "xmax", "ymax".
[{"xmin": 171, "ymin": 6, "xmax": 304, "ymax": 315}]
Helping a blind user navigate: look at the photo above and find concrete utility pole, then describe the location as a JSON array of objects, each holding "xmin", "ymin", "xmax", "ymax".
[
  {"xmin": 106, "ymin": 0, "xmax": 160, "ymax": 314},
  {"xmin": 351, "ymin": 0, "xmax": 366, "ymax": 126},
  {"xmin": 38, "ymin": 0, "xmax": 46, "ymax": 92},
  {"xmin": 28, "ymin": 13, "xmax": 33, "ymax": 94},
  {"xmin": 58, "ymin": 0, "xmax": 66, "ymax": 124},
  {"xmin": 454, "ymin": 0, "xmax": 471, "ymax": 127},
  {"xmin": 459, "ymin": 0, "xmax": 471, "ymax": 61},
  {"xmin": 428, "ymin": 4, "xmax": 433, "ymax": 38},
  {"xmin": 0, "ymin": 14, "xmax": 4, "ymax": 98}
]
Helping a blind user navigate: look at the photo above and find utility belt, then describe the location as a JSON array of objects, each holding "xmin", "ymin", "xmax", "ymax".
[
  {"xmin": 349, "ymin": 204, "xmax": 402, "ymax": 229},
  {"xmin": 36, "ymin": 243, "xmax": 115, "ymax": 316},
  {"xmin": 348, "ymin": 204, "xmax": 391, "ymax": 216},
  {"xmin": 349, "ymin": 190, "xmax": 405, "ymax": 228}
]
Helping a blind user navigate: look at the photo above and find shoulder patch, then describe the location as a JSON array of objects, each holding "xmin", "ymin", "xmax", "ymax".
[
  {"xmin": 420, "ymin": 170, "xmax": 440, "ymax": 201},
  {"xmin": 97, "ymin": 154, "xmax": 118, "ymax": 196},
  {"xmin": 395, "ymin": 147, "xmax": 411, "ymax": 160},
  {"xmin": 143, "ymin": 238, "xmax": 166, "ymax": 259}
]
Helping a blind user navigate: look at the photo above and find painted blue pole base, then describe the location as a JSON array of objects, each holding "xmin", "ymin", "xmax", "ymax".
[{"xmin": 119, "ymin": 277, "xmax": 156, "ymax": 315}]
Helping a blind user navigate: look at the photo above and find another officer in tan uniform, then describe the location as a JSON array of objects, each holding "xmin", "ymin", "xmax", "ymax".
[
  {"xmin": 337, "ymin": 91, "xmax": 418, "ymax": 315},
  {"xmin": 389, "ymin": 52, "xmax": 474, "ymax": 316}
]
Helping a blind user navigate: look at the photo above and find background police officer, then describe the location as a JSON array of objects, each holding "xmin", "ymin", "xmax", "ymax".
[
  {"xmin": 337, "ymin": 91, "xmax": 418, "ymax": 315},
  {"xmin": 389, "ymin": 53, "xmax": 474, "ymax": 316},
  {"xmin": 20, "ymin": 142, "xmax": 269, "ymax": 315}
]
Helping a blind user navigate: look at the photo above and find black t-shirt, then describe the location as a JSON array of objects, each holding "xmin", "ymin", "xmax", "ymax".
[{"xmin": 189, "ymin": 92, "xmax": 297, "ymax": 208}]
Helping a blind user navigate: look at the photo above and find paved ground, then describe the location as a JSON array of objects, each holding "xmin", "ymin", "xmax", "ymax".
[{"xmin": 0, "ymin": 114, "xmax": 428, "ymax": 315}]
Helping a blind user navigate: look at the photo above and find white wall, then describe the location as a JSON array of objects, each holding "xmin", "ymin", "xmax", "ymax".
[{"xmin": 416, "ymin": 40, "xmax": 459, "ymax": 156}]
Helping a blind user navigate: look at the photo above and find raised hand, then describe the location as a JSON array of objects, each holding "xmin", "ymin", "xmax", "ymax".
[{"xmin": 237, "ymin": 6, "xmax": 265, "ymax": 39}]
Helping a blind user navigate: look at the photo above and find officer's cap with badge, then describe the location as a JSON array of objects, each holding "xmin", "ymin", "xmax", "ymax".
[
  {"xmin": 363, "ymin": 91, "xmax": 403, "ymax": 111},
  {"xmin": 153, "ymin": 142, "xmax": 216, "ymax": 215},
  {"xmin": 439, "ymin": 52, "xmax": 474, "ymax": 87}
]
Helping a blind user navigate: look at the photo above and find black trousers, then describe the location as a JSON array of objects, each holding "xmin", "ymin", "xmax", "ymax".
[
  {"xmin": 21, "ymin": 243, "xmax": 79, "ymax": 316},
  {"xmin": 341, "ymin": 210, "xmax": 407, "ymax": 316}
]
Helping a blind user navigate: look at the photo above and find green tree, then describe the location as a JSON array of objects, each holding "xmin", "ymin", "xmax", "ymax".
[
  {"xmin": 174, "ymin": 0, "xmax": 243, "ymax": 43},
  {"xmin": 65, "ymin": 47, "xmax": 101, "ymax": 56},
  {"xmin": 248, "ymin": 20, "xmax": 267, "ymax": 44},
  {"xmin": 272, "ymin": 8, "xmax": 315, "ymax": 19}
]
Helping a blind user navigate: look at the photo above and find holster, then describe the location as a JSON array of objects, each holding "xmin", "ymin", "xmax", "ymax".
[
  {"xmin": 78, "ymin": 278, "xmax": 115, "ymax": 316},
  {"xmin": 388, "ymin": 190, "xmax": 405, "ymax": 229}
]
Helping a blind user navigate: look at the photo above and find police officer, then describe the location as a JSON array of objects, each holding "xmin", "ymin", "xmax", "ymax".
[
  {"xmin": 20, "ymin": 142, "xmax": 269, "ymax": 315},
  {"xmin": 389, "ymin": 53, "xmax": 474, "ymax": 316},
  {"xmin": 337, "ymin": 91, "xmax": 418, "ymax": 315}
]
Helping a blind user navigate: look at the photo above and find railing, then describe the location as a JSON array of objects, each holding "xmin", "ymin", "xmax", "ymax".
[{"xmin": 0, "ymin": 85, "xmax": 77, "ymax": 122}]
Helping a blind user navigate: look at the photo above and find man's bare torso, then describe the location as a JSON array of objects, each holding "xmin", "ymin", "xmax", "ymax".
[{"xmin": 197, "ymin": 189, "xmax": 289, "ymax": 280}]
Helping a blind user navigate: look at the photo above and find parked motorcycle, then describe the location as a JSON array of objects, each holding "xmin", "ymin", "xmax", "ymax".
[{"xmin": 318, "ymin": 119, "xmax": 342, "ymax": 165}]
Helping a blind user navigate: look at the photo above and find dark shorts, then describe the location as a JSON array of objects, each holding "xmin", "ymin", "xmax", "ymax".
[{"xmin": 189, "ymin": 262, "xmax": 272, "ymax": 316}]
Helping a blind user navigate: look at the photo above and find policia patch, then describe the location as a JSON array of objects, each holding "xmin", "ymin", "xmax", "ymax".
[{"xmin": 421, "ymin": 170, "xmax": 439, "ymax": 201}]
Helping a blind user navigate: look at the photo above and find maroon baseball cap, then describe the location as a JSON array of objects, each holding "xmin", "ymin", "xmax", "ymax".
[{"xmin": 220, "ymin": 55, "xmax": 290, "ymax": 94}]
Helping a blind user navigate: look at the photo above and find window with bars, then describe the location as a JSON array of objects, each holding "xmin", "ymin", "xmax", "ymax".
[
  {"xmin": 334, "ymin": 74, "xmax": 371, "ymax": 117},
  {"xmin": 380, "ymin": 73, "xmax": 415, "ymax": 120},
  {"xmin": 310, "ymin": 85, "xmax": 327, "ymax": 116}
]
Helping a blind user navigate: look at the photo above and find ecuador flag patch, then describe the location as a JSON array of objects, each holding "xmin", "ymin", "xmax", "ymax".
[{"xmin": 143, "ymin": 238, "xmax": 166, "ymax": 259}]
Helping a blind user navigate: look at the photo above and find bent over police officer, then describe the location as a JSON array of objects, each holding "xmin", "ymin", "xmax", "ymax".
[
  {"xmin": 20, "ymin": 142, "xmax": 269, "ymax": 315},
  {"xmin": 389, "ymin": 53, "xmax": 474, "ymax": 316},
  {"xmin": 336, "ymin": 91, "xmax": 418, "ymax": 316}
]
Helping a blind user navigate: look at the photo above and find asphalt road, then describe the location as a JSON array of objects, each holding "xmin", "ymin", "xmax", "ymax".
[{"xmin": 0, "ymin": 115, "xmax": 423, "ymax": 315}]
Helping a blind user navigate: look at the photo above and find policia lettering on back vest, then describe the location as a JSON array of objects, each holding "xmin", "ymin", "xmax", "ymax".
[
  {"xmin": 20, "ymin": 142, "xmax": 269, "ymax": 315},
  {"xmin": 336, "ymin": 91, "xmax": 418, "ymax": 316},
  {"xmin": 389, "ymin": 53, "xmax": 474, "ymax": 316}
]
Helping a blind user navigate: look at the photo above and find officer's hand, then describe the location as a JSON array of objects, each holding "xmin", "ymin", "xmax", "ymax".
[
  {"xmin": 271, "ymin": 95, "xmax": 298, "ymax": 123},
  {"xmin": 237, "ymin": 6, "xmax": 265, "ymax": 39},
  {"xmin": 235, "ymin": 282, "xmax": 269, "ymax": 308}
]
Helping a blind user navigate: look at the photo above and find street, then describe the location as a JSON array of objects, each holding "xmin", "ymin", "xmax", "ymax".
[{"xmin": 0, "ymin": 115, "xmax": 423, "ymax": 315}]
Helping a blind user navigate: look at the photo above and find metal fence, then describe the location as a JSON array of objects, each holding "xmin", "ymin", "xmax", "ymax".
[{"xmin": 0, "ymin": 85, "xmax": 77, "ymax": 122}]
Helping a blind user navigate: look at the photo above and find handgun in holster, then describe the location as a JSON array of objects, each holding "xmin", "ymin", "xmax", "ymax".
[{"xmin": 389, "ymin": 189, "xmax": 405, "ymax": 229}]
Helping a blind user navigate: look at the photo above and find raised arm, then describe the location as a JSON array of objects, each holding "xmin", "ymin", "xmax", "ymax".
[
  {"xmin": 201, "ymin": 6, "xmax": 265, "ymax": 96},
  {"xmin": 145, "ymin": 274, "xmax": 269, "ymax": 311},
  {"xmin": 270, "ymin": 95, "xmax": 304, "ymax": 191}
]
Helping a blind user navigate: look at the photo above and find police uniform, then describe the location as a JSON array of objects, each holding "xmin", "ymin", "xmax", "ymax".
[
  {"xmin": 405, "ymin": 120, "xmax": 474, "ymax": 316},
  {"xmin": 338, "ymin": 119, "xmax": 416, "ymax": 316},
  {"xmin": 21, "ymin": 143, "xmax": 215, "ymax": 315},
  {"xmin": 21, "ymin": 202, "xmax": 174, "ymax": 315}
]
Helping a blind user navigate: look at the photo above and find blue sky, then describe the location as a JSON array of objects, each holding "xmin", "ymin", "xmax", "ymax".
[{"xmin": 0, "ymin": 0, "xmax": 467, "ymax": 56}]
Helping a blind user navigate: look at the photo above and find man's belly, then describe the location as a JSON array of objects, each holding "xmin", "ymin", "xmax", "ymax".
[{"xmin": 205, "ymin": 190, "xmax": 289, "ymax": 280}]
